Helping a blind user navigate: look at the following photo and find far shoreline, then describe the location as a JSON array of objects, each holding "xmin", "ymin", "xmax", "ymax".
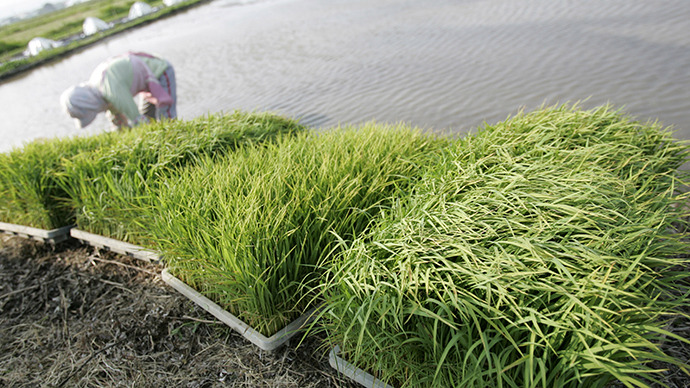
[{"xmin": 0, "ymin": 0, "xmax": 212, "ymax": 84}]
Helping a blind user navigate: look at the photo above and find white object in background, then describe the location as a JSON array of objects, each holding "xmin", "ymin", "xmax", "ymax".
[
  {"xmin": 82, "ymin": 17, "xmax": 111, "ymax": 36},
  {"xmin": 128, "ymin": 1, "xmax": 154, "ymax": 19},
  {"xmin": 26, "ymin": 37, "xmax": 60, "ymax": 56}
]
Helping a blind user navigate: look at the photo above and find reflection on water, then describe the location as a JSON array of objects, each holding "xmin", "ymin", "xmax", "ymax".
[{"xmin": 0, "ymin": 0, "xmax": 689, "ymax": 152}]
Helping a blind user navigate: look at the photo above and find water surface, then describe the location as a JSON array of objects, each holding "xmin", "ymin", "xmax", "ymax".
[{"xmin": 1, "ymin": 0, "xmax": 689, "ymax": 152}]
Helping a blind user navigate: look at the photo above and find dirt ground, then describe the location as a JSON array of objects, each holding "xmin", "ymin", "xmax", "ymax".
[
  {"xmin": 0, "ymin": 235, "xmax": 688, "ymax": 388},
  {"xmin": 0, "ymin": 236, "xmax": 358, "ymax": 388}
]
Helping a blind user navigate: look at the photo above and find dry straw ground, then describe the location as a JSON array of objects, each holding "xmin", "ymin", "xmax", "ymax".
[
  {"xmin": 0, "ymin": 235, "xmax": 688, "ymax": 388},
  {"xmin": 0, "ymin": 236, "xmax": 357, "ymax": 388}
]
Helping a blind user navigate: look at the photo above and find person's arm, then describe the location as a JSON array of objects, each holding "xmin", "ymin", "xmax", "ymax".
[
  {"xmin": 101, "ymin": 82, "xmax": 144, "ymax": 126},
  {"xmin": 97, "ymin": 57, "xmax": 147, "ymax": 127},
  {"xmin": 133, "ymin": 53, "xmax": 173, "ymax": 107},
  {"xmin": 145, "ymin": 79, "xmax": 173, "ymax": 107}
]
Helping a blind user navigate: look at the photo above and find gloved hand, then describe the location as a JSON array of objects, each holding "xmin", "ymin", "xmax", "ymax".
[{"xmin": 146, "ymin": 80, "xmax": 173, "ymax": 107}]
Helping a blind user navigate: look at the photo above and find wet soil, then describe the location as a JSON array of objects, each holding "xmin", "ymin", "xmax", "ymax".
[{"xmin": 0, "ymin": 236, "xmax": 357, "ymax": 388}]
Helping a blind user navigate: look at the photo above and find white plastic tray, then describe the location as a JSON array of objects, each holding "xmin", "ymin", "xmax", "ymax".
[
  {"xmin": 70, "ymin": 228, "xmax": 161, "ymax": 263},
  {"xmin": 161, "ymin": 268, "xmax": 317, "ymax": 351},
  {"xmin": 0, "ymin": 221, "xmax": 73, "ymax": 243},
  {"xmin": 329, "ymin": 345, "xmax": 394, "ymax": 388}
]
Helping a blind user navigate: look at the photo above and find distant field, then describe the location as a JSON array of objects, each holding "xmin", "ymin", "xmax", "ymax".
[
  {"xmin": 0, "ymin": 0, "xmax": 163, "ymax": 60},
  {"xmin": 0, "ymin": 0, "xmax": 205, "ymax": 79}
]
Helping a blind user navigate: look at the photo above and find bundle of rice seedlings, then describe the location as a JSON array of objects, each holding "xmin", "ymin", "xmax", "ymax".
[
  {"xmin": 0, "ymin": 135, "xmax": 117, "ymax": 230},
  {"xmin": 320, "ymin": 105, "xmax": 690, "ymax": 388},
  {"xmin": 148, "ymin": 124, "xmax": 447, "ymax": 336},
  {"xmin": 58, "ymin": 111, "xmax": 303, "ymax": 244}
]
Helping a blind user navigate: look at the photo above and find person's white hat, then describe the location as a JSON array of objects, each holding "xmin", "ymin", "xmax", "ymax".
[{"xmin": 60, "ymin": 84, "xmax": 106, "ymax": 129}]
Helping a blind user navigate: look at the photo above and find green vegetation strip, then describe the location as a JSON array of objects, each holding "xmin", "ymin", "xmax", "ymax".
[
  {"xmin": 317, "ymin": 105, "xmax": 690, "ymax": 388},
  {"xmin": 0, "ymin": 0, "xmax": 209, "ymax": 80},
  {"xmin": 1, "ymin": 104, "xmax": 688, "ymax": 386},
  {"xmin": 0, "ymin": 0, "xmax": 161, "ymax": 48}
]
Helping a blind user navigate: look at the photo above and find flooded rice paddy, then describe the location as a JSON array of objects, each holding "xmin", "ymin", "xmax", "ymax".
[{"xmin": 0, "ymin": 0, "xmax": 689, "ymax": 153}]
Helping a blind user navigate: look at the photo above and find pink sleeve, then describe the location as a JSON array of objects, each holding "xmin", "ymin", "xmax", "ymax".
[
  {"xmin": 130, "ymin": 54, "xmax": 173, "ymax": 107},
  {"xmin": 147, "ymin": 80, "xmax": 173, "ymax": 107}
]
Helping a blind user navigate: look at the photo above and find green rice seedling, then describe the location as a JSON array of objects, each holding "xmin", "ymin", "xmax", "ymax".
[
  {"xmin": 0, "ymin": 134, "xmax": 117, "ymax": 229},
  {"xmin": 147, "ymin": 123, "xmax": 448, "ymax": 336},
  {"xmin": 58, "ymin": 111, "xmax": 303, "ymax": 244},
  {"xmin": 319, "ymin": 105, "xmax": 690, "ymax": 388}
]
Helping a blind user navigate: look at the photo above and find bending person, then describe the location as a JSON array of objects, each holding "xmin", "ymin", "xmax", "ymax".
[{"xmin": 61, "ymin": 52, "xmax": 176, "ymax": 130}]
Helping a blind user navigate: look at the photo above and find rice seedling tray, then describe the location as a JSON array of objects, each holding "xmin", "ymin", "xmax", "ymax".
[
  {"xmin": 329, "ymin": 345, "xmax": 394, "ymax": 388},
  {"xmin": 0, "ymin": 221, "xmax": 73, "ymax": 243},
  {"xmin": 161, "ymin": 268, "xmax": 317, "ymax": 352},
  {"xmin": 70, "ymin": 228, "xmax": 161, "ymax": 263}
]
